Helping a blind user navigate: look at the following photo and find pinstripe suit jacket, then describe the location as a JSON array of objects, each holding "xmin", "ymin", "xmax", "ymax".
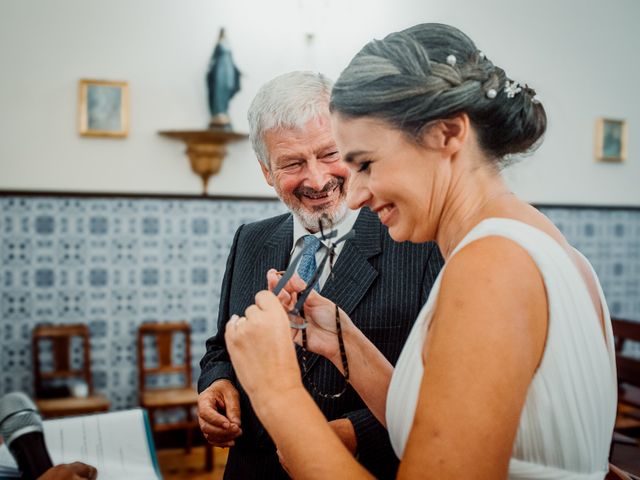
[{"xmin": 198, "ymin": 207, "xmax": 443, "ymax": 479}]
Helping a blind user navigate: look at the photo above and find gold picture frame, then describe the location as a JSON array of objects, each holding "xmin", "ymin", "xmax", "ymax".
[
  {"xmin": 78, "ymin": 79, "xmax": 129, "ymax": 138},
  {"xmin": 595, "ymin": 117, "xmax": 627, "ymax": 163}
]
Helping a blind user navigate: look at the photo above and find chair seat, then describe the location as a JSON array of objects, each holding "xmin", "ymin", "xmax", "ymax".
[
  {"xmin": 37, "ymin": 395, "xmax": 110, "ymax": 418},
  {"xmin": 141, "ymin": 387, "xmax": 198, "ymax": 408}
]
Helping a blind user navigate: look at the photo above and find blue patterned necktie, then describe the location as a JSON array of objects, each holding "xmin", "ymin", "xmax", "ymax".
[{"xmin": 297, "ymin": 235, "xmax": 321, "ymax": 291}]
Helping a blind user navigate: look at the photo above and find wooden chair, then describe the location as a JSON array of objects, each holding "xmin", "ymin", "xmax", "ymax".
[
  {"xmin": 610, "ymin": 430, "xmax": 640, "ymax": 477},
  {"xmin": 32, "ymin": 323, "xmax": 110, "ymax": 418},
  {"xmin": 137, "ymin": 322, "xmax": 213, "ymax": 471},
  {"xmin": 609, "ymin": 318, "xmax": 640, "ymax": 478},
  {"xmin": 612, "ymin": 318, "xmax": 640, "ymax": 431},
  {"xmin": 606, "ymin": 463, "xmax": 640, "ymax": 480},
  {"xmin": 604, "ymin": 463, "xmax": 640, "ymax": 480}
]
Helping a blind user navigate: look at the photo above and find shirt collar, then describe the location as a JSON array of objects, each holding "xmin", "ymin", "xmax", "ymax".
[{"xmin": 291, "ymin": 208, "xmax": 360, "ymax": 253}]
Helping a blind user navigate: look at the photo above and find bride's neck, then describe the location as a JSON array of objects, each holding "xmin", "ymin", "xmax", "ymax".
[{"xmin": 436, "ymin": 170, "xmax": 513, "ymax": 260}]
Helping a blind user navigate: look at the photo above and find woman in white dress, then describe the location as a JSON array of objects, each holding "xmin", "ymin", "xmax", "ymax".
[{"xmin": 224, "ymin": 23, "xmax": 617, "ymax": 479}]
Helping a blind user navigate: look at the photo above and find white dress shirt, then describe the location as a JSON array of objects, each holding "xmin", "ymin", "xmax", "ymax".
[{"xmin": 289, "ymin": 208, "xmax": 360, "ymax": 291}]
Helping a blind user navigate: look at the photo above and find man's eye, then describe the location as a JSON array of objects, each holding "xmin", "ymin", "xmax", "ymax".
[
  {"xmin": 282, "ymin": 162, "xmax": 302, "ymax": 170},
  {"xmin": 357, "ymin": 161, "xmax": 372, "ymax": 172},
  {"xmin": 322, "ymin": 151, "xmax": 339, "ymax": 159}
]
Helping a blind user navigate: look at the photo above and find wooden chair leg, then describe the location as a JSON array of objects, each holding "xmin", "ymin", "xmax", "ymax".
[
  {"xmin": 185, "ymin": 406, "xmax": 193, "ymax": 454},
  {"xmin": 205, "ymin": 443, "xmax": 214, "ymax": 472}
]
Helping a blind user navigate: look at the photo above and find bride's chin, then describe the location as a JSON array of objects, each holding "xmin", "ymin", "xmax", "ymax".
[{"xmin": 388, "ymin": 226, "xmax": 408, "ymax": 243}]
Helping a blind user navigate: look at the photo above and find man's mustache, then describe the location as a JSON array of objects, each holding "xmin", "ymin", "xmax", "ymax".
[{"xmin": 294, "ymin": 177, "xmax": 345, "ymax": 198}]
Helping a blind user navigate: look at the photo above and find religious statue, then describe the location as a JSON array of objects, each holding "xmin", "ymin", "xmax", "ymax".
[{"xmin": 206, "ymin": 28, "xmax": 241, "ymax": 130}]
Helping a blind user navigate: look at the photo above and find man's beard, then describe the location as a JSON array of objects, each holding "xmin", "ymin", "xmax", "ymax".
[
  {"xmin": 276, "ymin": 177, "xmax": 349, "ymax": 231},
  {"xmin": 294, "ymin": 197, "xmax": 348, "ymax": 231}
]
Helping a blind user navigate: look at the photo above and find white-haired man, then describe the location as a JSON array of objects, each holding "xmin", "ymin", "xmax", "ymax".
[{"xmin": 197, "ymin": 71, "xmax": 443, "ymax": 479}]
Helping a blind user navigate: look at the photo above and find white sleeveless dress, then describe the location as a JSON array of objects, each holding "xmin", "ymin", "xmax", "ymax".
[{"xmin": 386, "ymin": 218, "xmax": 617, "ymax": 479}]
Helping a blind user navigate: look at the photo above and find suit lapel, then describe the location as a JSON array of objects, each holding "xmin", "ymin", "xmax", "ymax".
[
  {"xmin": 299, "ymin": 208, "xmax": 381, "ymax": 377},
  {"xmin": 251, "ymin": 215, "xmax": 293, "ymax": 294}
]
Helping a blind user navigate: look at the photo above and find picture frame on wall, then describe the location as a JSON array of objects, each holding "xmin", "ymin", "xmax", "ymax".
[
  {"xmin": 595, "ymin": 117, "xmax": 627, "ymax": 163},
  {"xmin": 78, "ymin": 79, "xmax": 129, "ymax": 138}
]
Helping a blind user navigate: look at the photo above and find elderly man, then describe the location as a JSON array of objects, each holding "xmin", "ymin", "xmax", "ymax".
[{"xmin": 197, "ymin": 71, "xmax": 443, "ymax": 479}]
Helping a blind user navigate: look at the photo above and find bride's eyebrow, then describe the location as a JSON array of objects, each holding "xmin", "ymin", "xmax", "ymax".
[{"xmin": 344, "ymin": 150, "xmax": 372, "ymax": 164}]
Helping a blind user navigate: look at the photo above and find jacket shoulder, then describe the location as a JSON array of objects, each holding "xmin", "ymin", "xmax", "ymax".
[
  {"xmin": 231, "ymin": 212, "xmax": 292, "ymax": 252},
  {"xmin": 237, "ymin": 212, "xmax": 291, "ymax": 236}
]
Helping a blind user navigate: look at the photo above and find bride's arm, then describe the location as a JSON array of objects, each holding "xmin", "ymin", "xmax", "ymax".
[
  {"xmin": 254, "ymin": 385, "xmax": 373, "ymax": 479},
  {"xmin": 398, "ymin": 238, "xmax": 548, "ymax": 479},
  {"xmin": 225, "ymin": 291, "xmax": 374, "ymax": 480}
]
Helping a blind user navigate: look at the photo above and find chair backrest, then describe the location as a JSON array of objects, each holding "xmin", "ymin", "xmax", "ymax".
[
  {"xmin": 137, "ymin": 322, "xmax": 192, "ymax": 393},
  {"xmin": 611, "ymin": 318, "xmax": 640, "ymax": 388},
  {"xmin": 32, "ymin": 323, "xmax": 93, "ymax": 398},
  {"xmin": 606, "ymin": 463, "xmax": 638, "ymax": 480}
]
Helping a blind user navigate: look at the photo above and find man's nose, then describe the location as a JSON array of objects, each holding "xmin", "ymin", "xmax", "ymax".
[{"xmin": 304, "ymin": 160, "xmax": 329, "ymax": 191}]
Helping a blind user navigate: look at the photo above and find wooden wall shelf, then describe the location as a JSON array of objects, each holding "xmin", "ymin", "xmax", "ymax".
[{"xmin": 158, "ymin": 129, "xmax": 248, "ymax": 195}]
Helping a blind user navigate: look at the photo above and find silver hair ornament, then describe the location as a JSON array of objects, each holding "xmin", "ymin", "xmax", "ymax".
[{"xmin": 504, "ymin": 80, "xmax": 522, "ymax": 99}]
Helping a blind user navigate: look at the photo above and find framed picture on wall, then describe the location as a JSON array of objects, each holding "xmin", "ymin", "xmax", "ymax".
[
  {"xmin": 595, "ymin": 117, "xmax": 627, "ymax": 163},
  {"xmin": 78, "ymin": 79, "xmax": 129, "ymax": 138}
]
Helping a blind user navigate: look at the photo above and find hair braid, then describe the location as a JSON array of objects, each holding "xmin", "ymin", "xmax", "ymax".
[{"xmin": 331, "ymin": 23, "xmax": 547, "ymax": 164}]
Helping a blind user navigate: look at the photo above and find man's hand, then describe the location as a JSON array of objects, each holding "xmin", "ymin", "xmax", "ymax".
[
  {"xmin": 197, "ymin": 379, "xmax": 243, "ymax": 447},
  {"xmin": 37, "ymin": 462, "xmax": 97, "ymax": 480},
  {"xmin": 329, "ymin": 418, "xmax": 357, "ymax": 455}
]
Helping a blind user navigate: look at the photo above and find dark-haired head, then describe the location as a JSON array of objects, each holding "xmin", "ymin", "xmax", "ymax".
[{"xmin": 330, "ymin": 23, "xmax": 547, "ymax": 166}]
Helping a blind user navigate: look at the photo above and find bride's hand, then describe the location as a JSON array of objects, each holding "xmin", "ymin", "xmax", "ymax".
[
  {"xmin": 225, "ymin": 291, "xmax": 302, "ymax": 401},
  {"xmin": 266, "ymin": 270, "xmax": 353, "ymax": 367}
]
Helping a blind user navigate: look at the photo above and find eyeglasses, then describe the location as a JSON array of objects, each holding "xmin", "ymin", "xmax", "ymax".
[{"xmin": 273, "ymin": 216, "xmax": 355, "ymax": 399}]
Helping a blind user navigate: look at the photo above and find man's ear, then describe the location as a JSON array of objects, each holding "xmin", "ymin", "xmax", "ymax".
[
  {"xmin": 421, "ymin": 114, "xmax": 469, "ymax": 155},
  {"xmin": 259, "ymin": 159, "xmax": 274, "ymax": 187}
]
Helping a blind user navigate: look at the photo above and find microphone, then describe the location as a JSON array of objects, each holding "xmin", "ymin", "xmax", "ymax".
[{"xmin": 0, "ymin": 392, "xmax": 53, "ymax": 480}]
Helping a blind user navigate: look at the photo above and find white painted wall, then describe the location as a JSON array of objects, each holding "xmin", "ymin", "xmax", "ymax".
[{"xmin": 0, "ymin": 0, "xmax": 638, "ymax": 204}]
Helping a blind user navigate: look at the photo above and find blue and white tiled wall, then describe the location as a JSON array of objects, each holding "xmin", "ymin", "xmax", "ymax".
[
  {"xmin": 0, "ymin": 197, "xmax": 638, "ymax": 409},
  {"xmin": 538, "ymin": 207, "xmax": 640, "ymax": 320},
  {"xmin": 0, "ymin": 196, "xmax": 286, "ymax": 409},
  {"xmin": 538, "ymin": 206, "xmax": 640, "ymax": 360}
]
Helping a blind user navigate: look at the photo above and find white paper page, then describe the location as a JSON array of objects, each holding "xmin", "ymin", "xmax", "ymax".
[
  {"xmin": 0, "ymin": 442, "xmax": 20, "ymax": 477},
  {"xmin": 43, "ymin": 409, "xmax": 160, "ymax": 480}
]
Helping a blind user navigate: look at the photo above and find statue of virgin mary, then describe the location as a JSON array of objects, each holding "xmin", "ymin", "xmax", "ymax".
[{"xmin": 206, "ymin": 28, "xmax": 241, "ymax": 129}]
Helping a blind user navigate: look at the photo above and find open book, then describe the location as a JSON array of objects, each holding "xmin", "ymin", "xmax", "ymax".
[{"xmin": 0, "ymin": 408, "xmax": 161, "ymax": 480}]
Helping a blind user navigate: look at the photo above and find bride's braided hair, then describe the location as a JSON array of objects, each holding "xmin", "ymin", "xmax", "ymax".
[{"xmin": 331, "ymin": 23, "xmax": 546, "ymax": 164}]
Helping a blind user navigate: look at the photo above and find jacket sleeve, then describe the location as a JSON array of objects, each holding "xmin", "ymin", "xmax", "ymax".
[
  {"xmin": 197, "ymin": 225, "xmax": 243, "ymax": 393},
  {"xmin": 343, "ymin": 408, "xmax": 399, "ymax": 478}
]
